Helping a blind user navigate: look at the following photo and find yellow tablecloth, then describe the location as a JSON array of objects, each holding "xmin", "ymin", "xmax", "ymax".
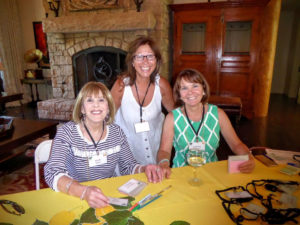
[{"xmin": 0, "ymin": 160, "xmax": 299, "ymax": 225}]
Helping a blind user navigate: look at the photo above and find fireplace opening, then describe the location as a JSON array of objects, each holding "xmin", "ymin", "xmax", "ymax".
[{"xmin": 73, "ymin": 46, "xmax": 127, "ymax": 96}]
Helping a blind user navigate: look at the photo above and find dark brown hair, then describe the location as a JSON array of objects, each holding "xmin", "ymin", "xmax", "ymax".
[
  {"xmin": 173, "ymin": 68, "xmax": 210, "ymax": 107},
  {"xmin": 125, "ymin": 36, "xmax": 162, "ymax": 85}
]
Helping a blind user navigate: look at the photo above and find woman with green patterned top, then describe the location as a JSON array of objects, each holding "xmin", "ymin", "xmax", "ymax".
[{"xmin": 157, "ymin": 69, "xmax": 255, "ymax": 178}]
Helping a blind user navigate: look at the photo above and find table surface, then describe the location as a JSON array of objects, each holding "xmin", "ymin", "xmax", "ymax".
[
  {"xmin": 0, "ymin": 160, "xmax": 299, "ymax": 225},
  {"xmin": 0, "ymin": 118, "xmax": 58, "ymax": 152},
  {"xmin": 0, "ymin": 93, "xmax": 23, "ymax": 104},
  {"xmin": 21, "ymin": 78, "xmax": 52, "ymax": 85}
]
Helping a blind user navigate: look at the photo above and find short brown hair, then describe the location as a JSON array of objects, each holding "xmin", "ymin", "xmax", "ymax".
[
  {"xmin": 173, "ymin": 69, "xmax": 210, "ymax": 107},
  {"xmin": 72, "ymin": 82, "xmax": 116, "ymax": 124},
  {"xmin": 125, "ymin": 36, "xmax": 162, "ymax": 85}
]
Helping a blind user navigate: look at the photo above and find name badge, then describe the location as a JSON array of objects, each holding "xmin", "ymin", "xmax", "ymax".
[
  {"xmin": 88, "ymin": 152, "xmax": 107, "ymax": 167},
  {"xmin": 134, "ymin": 121, "xmax": 150, "ymax": 133},
  {"xmin": 189, "ymin": 141, "xmax": 205, "ymax": 151}
]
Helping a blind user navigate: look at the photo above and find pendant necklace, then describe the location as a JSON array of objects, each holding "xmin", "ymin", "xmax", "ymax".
[{"xmin": 184, "ymin": 103, "xmax": 205, "ymax": 142}]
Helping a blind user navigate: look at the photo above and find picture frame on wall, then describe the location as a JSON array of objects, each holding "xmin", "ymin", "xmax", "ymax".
[
  {"xmin": 33, "ymin": 21, "xmax": 50, "ymax": 68},
  {"xmin": 68, "ymin": 0, "xmax": 121, "ymax": 11}
]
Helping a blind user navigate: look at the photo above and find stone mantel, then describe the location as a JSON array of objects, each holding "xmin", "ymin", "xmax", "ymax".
[
  {"xmin": 38, "ymin": 1, "xmax": 171, "ymax": 121},
  {"xmin": 42, "ymin": 11, "xmax": 156, "ymax": 33}
]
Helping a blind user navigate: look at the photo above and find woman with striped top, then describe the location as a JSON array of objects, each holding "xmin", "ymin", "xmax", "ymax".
[
  {"xmin": 157, "ymin": 69, "xmax": 255, "ymax": 178},
  {"xmin": 44, "ymin": 82, "xmax": 163, "ymax": 208}
]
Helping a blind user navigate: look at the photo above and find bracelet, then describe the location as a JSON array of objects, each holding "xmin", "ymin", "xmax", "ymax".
[
  {"xmin": 80, "ymin": 186, "xmax": 90, "ymax": 200},
  {"xmin": 65, "ymin": 180, "xmax": 74, "ymax": 194},
  {"xmin": 158, "ymin": 159, "xmax": 170, "ymax": 166},
  {"xmin": 138, "ymin": 165, "xmax": 144, "ymax": 173}
]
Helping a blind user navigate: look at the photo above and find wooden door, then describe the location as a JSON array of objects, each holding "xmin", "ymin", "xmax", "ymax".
[
  {"xmin": 218, "ymin": 7, "xmax": 261, "ymax": 117},
  {"xmin": 172, "ymin": 8, "xmax": 221, "ymax": 93},
  {"xmin": 171, "ymin": 3, "xmax": 264, "ymax": 117}
]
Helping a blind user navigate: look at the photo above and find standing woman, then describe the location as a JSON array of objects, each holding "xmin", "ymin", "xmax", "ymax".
[
  {"xmin": 111, "ymin": 36, "xmax": 174, "ymax": 165},
  {"xmin": 157, "ymin": 69, "xmax": 255, "ymax": 178},
  {"xmin": 44, "ymin": 82, "xmax": 163, "ymax": 209}
]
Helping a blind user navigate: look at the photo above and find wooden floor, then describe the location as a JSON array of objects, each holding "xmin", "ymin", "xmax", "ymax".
[
  {"xmin": 1, "ymin": 93, "xmax": 300, "ymax": 161},
  {"xmin": 218, "ymin": 94, "xmax": 300, "ymax": 159},
  {"xmin": 238, "ymin": 94, "xmax": 300, "ymax": 151}
]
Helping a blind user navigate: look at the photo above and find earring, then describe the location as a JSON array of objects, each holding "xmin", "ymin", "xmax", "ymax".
[
  {"xmin": 203, "ymin": 92, "xmax": 206, "ymax": 95},
  {"xmin": 81, "ymin": 113, "xmax": 86, "ymax": 121},
  {"xmin": 104, "ymin": 114, "xmax": 110, "ymax": 123}
]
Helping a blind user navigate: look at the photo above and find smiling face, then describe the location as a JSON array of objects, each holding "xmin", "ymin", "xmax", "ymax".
[
  {"xmin": 132, "ymin": 44, "xmax": 157, "ymax": 79},
  {"xmin": 81, "ymin": 91, "xmax": 109, "ymax": 125},
  {"xmin": 179, "ymin": 78, "xmax": 204, "ymax": 107}
]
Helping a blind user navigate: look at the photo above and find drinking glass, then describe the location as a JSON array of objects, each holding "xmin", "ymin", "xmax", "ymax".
[{"xmin": 186, "ymin": 149, "xmax": 207, "ymax": 186}]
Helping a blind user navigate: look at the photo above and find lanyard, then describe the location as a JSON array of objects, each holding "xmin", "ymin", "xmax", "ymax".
[
  {"xmin": 134, "ymin": 81, "xmax": 151, "ymax": 122},
  {"xmin": 83, "ymin": 120, "xmax": 104, "ymax": 149},
  {"xmin": 184, "ymin": 104, "xmax": 205, "ymax": 142}
]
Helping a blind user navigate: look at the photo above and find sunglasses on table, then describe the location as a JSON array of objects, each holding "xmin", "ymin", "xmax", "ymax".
[{"xmin": 0, "ymin": 199, "xmax": 25, "ymax": 216}]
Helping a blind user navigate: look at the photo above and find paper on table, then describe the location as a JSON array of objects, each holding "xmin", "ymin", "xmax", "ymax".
[
  {"xmin": 118, "ymin": 178, "xmax": 147, "ymax": 197},
  {"xmin": 265, "ymin": 148, "xmax": 300, "ymax": 165},
  {"xmin": 228, "ymin": 155, "xmax": 249, "ymax": 173}
]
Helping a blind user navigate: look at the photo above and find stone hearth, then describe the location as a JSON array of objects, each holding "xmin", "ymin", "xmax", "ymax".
[{"xmin": 38, "ymin": 0, "xmax": 171, "ymax": 121}]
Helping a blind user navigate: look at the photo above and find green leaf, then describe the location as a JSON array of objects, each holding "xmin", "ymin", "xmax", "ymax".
[
  {"xmin": 70, "ymin": 219, "xmax": 80, "ymax": 225},
  {"xmin": 0, "ymin": 223, "xmax": 14, "ymax": 225},
  {"xmin": 79, "ymin": 208, "xmax": 99, "ymax": 224},
  {"xmin": 31, "ymin": 219, "xmax": 49, "ymax": 225},
  {"xmin": 170, "ymin": 221, "xmax": 190, "ymax": 225},
  {"xmin": 102, "ymin": 210, "xmax": 132, "ymax": 225},
  {"xmin": 124, "ymin": 196, "xmax": 135, "ymax": 203},
  {"xmin": 128, "ymin": 216, "xmax": 144, "ymax": 225}
]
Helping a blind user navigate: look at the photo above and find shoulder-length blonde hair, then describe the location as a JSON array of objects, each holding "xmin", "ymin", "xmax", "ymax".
[
  {"xmin": 125, "ymin": 36, "xmax": 162, "ymax": 85},
  {"xmin": 72, "ymin": 82, "xmax": 116, "ymax": 124},
  {"xmin": 173, "ymin": 68, "xmax": 210, "ymax": 107}
]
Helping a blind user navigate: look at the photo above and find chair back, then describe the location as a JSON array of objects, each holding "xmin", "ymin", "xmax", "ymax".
[{"xmin": 34, "ymin": 140, "xmax": 53, "ymax": 190}]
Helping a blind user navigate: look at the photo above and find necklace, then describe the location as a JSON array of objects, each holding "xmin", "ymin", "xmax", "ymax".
[
  {"xmin": 134, "ymin": 81, "xmax": 151, "ymax": 122},
  {"xmin": 184, "ymin": 103, "xmax": 205, "ymax": 142},
  {"xmin": 83, "ymin": 120, "xmax": 105, "ymax": 149}
]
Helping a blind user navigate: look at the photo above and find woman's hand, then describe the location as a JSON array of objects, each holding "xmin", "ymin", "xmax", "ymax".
[
  {"xmin": 83, "ymin": 186, "xmax": 109, "ymax": 208},
  {"xmin": 238, "ymin": 154, "xmax": 255, "ymax": 173},
  {"xmin": 144, "ymin": 164, "xmax": 167, "ymax": 183},
  {"xmin": 158, "ymin": 161, "xmax": 171, "ymax": 179}
]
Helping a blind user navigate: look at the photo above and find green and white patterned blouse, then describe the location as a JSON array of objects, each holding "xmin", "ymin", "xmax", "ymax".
[{"xmin": 172, "ymin": 104, "xmax": 220, "ymax": 168}]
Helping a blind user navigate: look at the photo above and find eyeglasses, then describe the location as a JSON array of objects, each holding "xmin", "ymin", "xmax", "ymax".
[
  {"xmin": 0, "ymin": 199, "xmax": 25, "ymax": 216},
  {"xmin": 133, "ymin": 54, "xmax": 156, "ymax": 62}
]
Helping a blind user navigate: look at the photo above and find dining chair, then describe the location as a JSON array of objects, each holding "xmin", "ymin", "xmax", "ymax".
[{"xmin": 34, "ymin": 140, "xmax": 52, "ymax": 190}]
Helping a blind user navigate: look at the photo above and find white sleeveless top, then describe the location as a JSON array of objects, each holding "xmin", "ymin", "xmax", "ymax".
[{"xmin": 115, "ymin": 75, "xmax": 165, "ymax": 165}]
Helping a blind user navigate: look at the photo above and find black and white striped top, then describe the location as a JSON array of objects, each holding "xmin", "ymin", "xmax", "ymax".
[{"xmin": 44, "ymin": 121, "xmax": 139, "ymax": 191}]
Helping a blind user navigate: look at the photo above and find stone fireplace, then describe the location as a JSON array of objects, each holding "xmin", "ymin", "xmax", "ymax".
[
  {"xmin": 73, "ymin": 46, "xmax": 126, "ymax": 94},
  {"xmin": 38, "ymin": 0, "xmax": 171, "ymax": 121}
]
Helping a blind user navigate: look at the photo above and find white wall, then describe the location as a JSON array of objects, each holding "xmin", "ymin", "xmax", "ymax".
[
  {"xmin": 286, "ymin": 15, "xmax": 300, "ymax": 98},
  {"xmin": 271, "ymin": 0, "xmax": 300, "ymax": 99},
  {"xmin": 17, "ymin": 0, "xmax": 46, "ymax": 55},
  {"xmin": 271, "ymin": 11, "xmax": 294, "ymax": 94},
  {"xmin": 17, "ymin": 0, "xmax": 51, "ymax": 101}
]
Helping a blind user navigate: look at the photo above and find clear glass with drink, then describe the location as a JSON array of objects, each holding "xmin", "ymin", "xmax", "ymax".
[{"xmin": 186, "ymin": 148, "xmax": 207, "ymax": 186}]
